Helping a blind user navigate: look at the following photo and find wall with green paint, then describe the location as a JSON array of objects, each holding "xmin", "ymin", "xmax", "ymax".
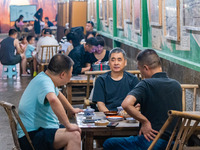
[{"xmin": 88, "ymin": 0, "xmax": 200, "ymax": 73}]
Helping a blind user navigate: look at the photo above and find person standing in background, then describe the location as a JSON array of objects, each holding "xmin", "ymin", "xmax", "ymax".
[{"xmin": 33, "ymin": 8, "xmax": 43, "ymax": 40}]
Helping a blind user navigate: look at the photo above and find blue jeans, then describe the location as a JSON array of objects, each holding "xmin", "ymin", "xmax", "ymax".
[{"xmin": 103, "ymin": 135, "xmax": 168, "ymax": 150}]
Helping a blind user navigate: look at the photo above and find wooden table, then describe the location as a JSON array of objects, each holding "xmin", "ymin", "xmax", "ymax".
[
  {"xmin": 65, "ymin": 75, "xmax": 93, "ymax": 104},
  {"xmin": 76, "ymin": 112, "xmax": 139, "ymax": 150}
]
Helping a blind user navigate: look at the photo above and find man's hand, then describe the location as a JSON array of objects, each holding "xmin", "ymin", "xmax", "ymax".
[
  {"xmin": 72, "ymin": 108, "xmax": 83, "ymax": 114},
  {"xmin": 139, "ymin": 120, "xmax": 158, "ymax": 142},
  {"xmin": 68, "ymin": 108, "xmax": 83, "ymax": 117},
  {"xmin": 66, "ymin": 123, "xmax": 81, "ymax": 134}
]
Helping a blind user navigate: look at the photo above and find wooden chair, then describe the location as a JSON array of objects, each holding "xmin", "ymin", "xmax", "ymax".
[
  {"xmin": 38, "ymin": 45, "xmax": 59, "ymax": 72},
  {"xmin": 0, "ymin": 101, "xmax": 35, "ymax": 150},
  {"xmin": 84, "ymin": 70, "xmax": 142, "ymax": 107},
  {"xmin": 181, "ymin": 84, "xmax": 199, "ymax": 111},
  {"xmin": 148, "ymin": 110, "xmax": 200, "ymax": 150}
]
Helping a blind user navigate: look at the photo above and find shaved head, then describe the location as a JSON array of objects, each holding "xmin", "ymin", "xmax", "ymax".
[{"xmin": 137, "ymin": 49, "xmax": 161, "ymax": 69}]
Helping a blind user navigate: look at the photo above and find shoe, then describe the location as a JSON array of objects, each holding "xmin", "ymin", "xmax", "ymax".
[
  {"xmin": 21, "ymin": 74, "xmax": 31, "ymax": 77},
  {"xmin": 33, "ymin": 71, "xmax": 37, "ymax": 77},
  {"xmin": 27, "ymin": 69, "xmax": 31, "ymax": 74}
]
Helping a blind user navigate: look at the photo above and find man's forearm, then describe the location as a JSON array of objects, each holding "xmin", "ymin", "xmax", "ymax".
[
  {"xmin": 122, "ymin": 95, "xmax": 148, "ymax": 124},
  {"xmin": 58, "ymin": 91, "xmax": 74, "ymax": 112},
  {"xmin": 81, "ymin": 66, "xmax": 90, "ymax": 73},
  {"xmin": 124, "ymin": 105, "xmax": 148, "ymax": 124},
  {"xmin": 97, "ymin": 102, "xmax": 109, "ymax": 112},
  {"xmin": 47, "ymin": 93, "xmax": 70, "ymax": 128}
]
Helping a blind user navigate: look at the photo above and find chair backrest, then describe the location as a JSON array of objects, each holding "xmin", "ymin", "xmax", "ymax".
[
  {"xmin": 148, "ymin": 110, "xmax": 200, "ymax": 150},
  {"xmin": 40, "ymin": 45, "xmax": 60, "ymax": 64},
  {"xmin": 0, "ymin": 101, "xmax": 35, "ymax": 150},
  {"xmin": 85, "ymin": 70, "xmax": 141, "ymax": 99},
  {"xmin": 181, "ymin": 84, "xmax": 199, "ymax": 111}
]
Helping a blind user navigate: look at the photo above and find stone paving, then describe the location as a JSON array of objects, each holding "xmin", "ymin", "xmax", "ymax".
[{"xmin": 0, "ymin": 63, "xmax": 33, "ymax": 149}]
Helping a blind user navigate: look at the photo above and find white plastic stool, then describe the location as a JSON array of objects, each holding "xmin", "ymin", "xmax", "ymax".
[{"xmin": 2, "ymin": 65, "xmax": 18, "ymax": 78}]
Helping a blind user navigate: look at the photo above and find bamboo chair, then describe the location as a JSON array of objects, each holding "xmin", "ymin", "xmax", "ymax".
[
  {"xmin": 148, "ymin": 110, "xmax": 200, "ymax": 150},
  {"xmin": 181, "ymin": 84, "xmax": 199, "ymax": 111},
  {"xmin": 84, "ymin": 70, "xmax": 142, "ymax": 107},
  {"xmin": 38, "ymin": 45, "xmax": 59, "ymax": 72},
  {"xmin": 0, "ymin": 101, "xmax": 35, "ymax": 150}
]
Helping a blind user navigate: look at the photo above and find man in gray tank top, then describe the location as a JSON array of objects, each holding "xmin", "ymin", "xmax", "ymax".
[{"xmin": 0, "ymin": 29, "xmax": 28, "ymax": 76}]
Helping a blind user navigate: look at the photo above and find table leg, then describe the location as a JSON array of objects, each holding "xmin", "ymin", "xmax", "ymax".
[
  {"xmin": 67, "ymin": 85, "xmax": 72, "ymax": 104},
  {"xmin": 86, "ymin": 75, "xmax": 90, "ymax": 99},
  {"xmin": 85, "ymin": 132, "xmax": 94, "ymax": 150}
]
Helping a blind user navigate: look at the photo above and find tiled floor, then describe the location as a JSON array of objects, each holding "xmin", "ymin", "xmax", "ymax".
[{"xmin": 0, "ymin": 63, "xmax": 33, "ymax": 149}]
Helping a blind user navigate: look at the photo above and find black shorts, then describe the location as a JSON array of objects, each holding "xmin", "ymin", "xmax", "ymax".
[
  {"xmin": 2, "ymin": 55, "xmax": 21, "ymax": 65},
  {"xmin": 19, "ymin": 126, "xmax": 64, "ymax": 150}
]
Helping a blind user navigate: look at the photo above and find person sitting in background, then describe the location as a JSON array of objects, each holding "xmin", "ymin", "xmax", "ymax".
[
  {"xmin": 0, "ymin": 29, "xmax": 28, "ymax": 76},
  {"xmin": 68, "ymin": 37, "xmax": 98, "ymax": 75},
  {"xmin": 63, "ymin": 32, "xmax": 75, "ymax": 55},
  {"xmin": 36, "ymin": 28, "xmax": 58, "ymax": 63},
  {"xmin": 15, "ymin": 15, "xmax": 24, "ymax": 32},
  {"xmin": 25, "ymin": 36, "xmax": 36, "ymax": 59},
  {"xmin": 86, "ymin": 21, "xmax": 94, "ymax": 32},
  {"xmin": 85, "ymin": 31, "xmax": 96, "ymax": 41},
  {"xmin": 23, "ymin": 21, "xmax": 33, "ymax": 32},
  {"xmin": 103, "ymin": 49, "xmax": 182, "ymax": 150},
  {"xmin": 35, "ymin": 28, "xmax": 45, "ymax": 53},
  {"xmin": 26, "ymin": 35, "xmax": 37, "ymax": 77},
  {"xmin": 19, "ymin": 36, "xmax": 28, "ymax": 53},
  {"xmin": 17, "ymin": 54, "xmax": 82, "ymax": 150},
  {"xmin": 89, "ymin": 36, "xmax": 109, "ymax": 69},
  {"xmin": 92, "ymin": 48, "xmax": 139, "ymax": 112},
  {"xmin": 59, "ymin": 28, "xmax": 70, "ymax": 45},
  {"xmin": 44, "ymin": 17, "xmax": 54, "ymax": 27},
  {"xmin": 81, "ymin": 30, "xmax": 96, "ymax": 44}
]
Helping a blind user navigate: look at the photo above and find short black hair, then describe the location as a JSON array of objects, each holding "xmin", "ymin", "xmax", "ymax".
[
  {"xmin": 85, "ymin": 31, "xmax": 96, "ymax": 40},
  {"xmin": 45, "ymin": 17, "xmax": 49, "ymax": 20},
  {"xmin": 70, "ymin": 32, "xmax": 81, "ymax": 47},
  {"xmin": 19, "ymin": 36, "xmax": 26, "ymax": 41},
  {"xmin": 17, "ymin": 15, "xmax": 24, "ymax": 22},
  {"xmin": 136, "ymin": 49, "xmax": 161, "ymax": 69},
  {"xmin": 66, "ymin": 32, "xmax": 74, "ymax": 41},
  {"xmin": 9, "ymin": 29, "xmax": 17, "ymax": 36},
  {"xmin": 96, "ymin": 36, "xmax": 105, "ymax": 47},
  {"xmin": 27, "ymin": 35, "xmax": 34, "ymax": 42},
  {"xmin": 86, "ymin": 37, "xmax": 98, "ymax": 46},
  {"xmin": 48, "ymin": 54, "xmax": 74, "ymax": 75},
  {"xmin": 109, "ymin": 47, "xmax": 127, "ymax": 59},
  {"xmin": 87, "ymin": 21, "xmax": 94, "ymax": 27},
  {"xmin": 64, "ymin": 28, "xmax": 69, "ymax": 34},
  {"xmin": 44, "ymin": 28, "xmax": 51, "ymax": 34}
]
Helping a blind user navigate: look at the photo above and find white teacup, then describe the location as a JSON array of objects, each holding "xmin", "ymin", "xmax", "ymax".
[{"xmin": 83, "ymin": 106, "xmax": 95, "ymax": 117}]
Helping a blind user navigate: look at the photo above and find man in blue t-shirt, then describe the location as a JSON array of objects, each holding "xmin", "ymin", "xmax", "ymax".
[
  {"xmin": 92, "ymin": 48, "xmax": 139, "ymax": 112},
  {"xmin": 103, "ymin": 49, "xmax": 182, "ymax": 150},
  {"xmin": 17, "ymin": 54, "xmax": 82, "ymax": 150}
]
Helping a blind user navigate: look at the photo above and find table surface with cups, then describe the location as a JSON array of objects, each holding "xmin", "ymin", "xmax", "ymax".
[
  {"xmin": 76, "ymin": 110, "xmax": 140, "ymax": 150},
  {"xmin": 76, "ymin": 111, "xmax": 139, "ymax": 128}
]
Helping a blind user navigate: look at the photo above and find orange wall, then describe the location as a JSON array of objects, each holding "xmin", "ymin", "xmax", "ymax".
[{"xmin": 0, "ymin": 0, "xmax": 58, "ymax": 33}]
